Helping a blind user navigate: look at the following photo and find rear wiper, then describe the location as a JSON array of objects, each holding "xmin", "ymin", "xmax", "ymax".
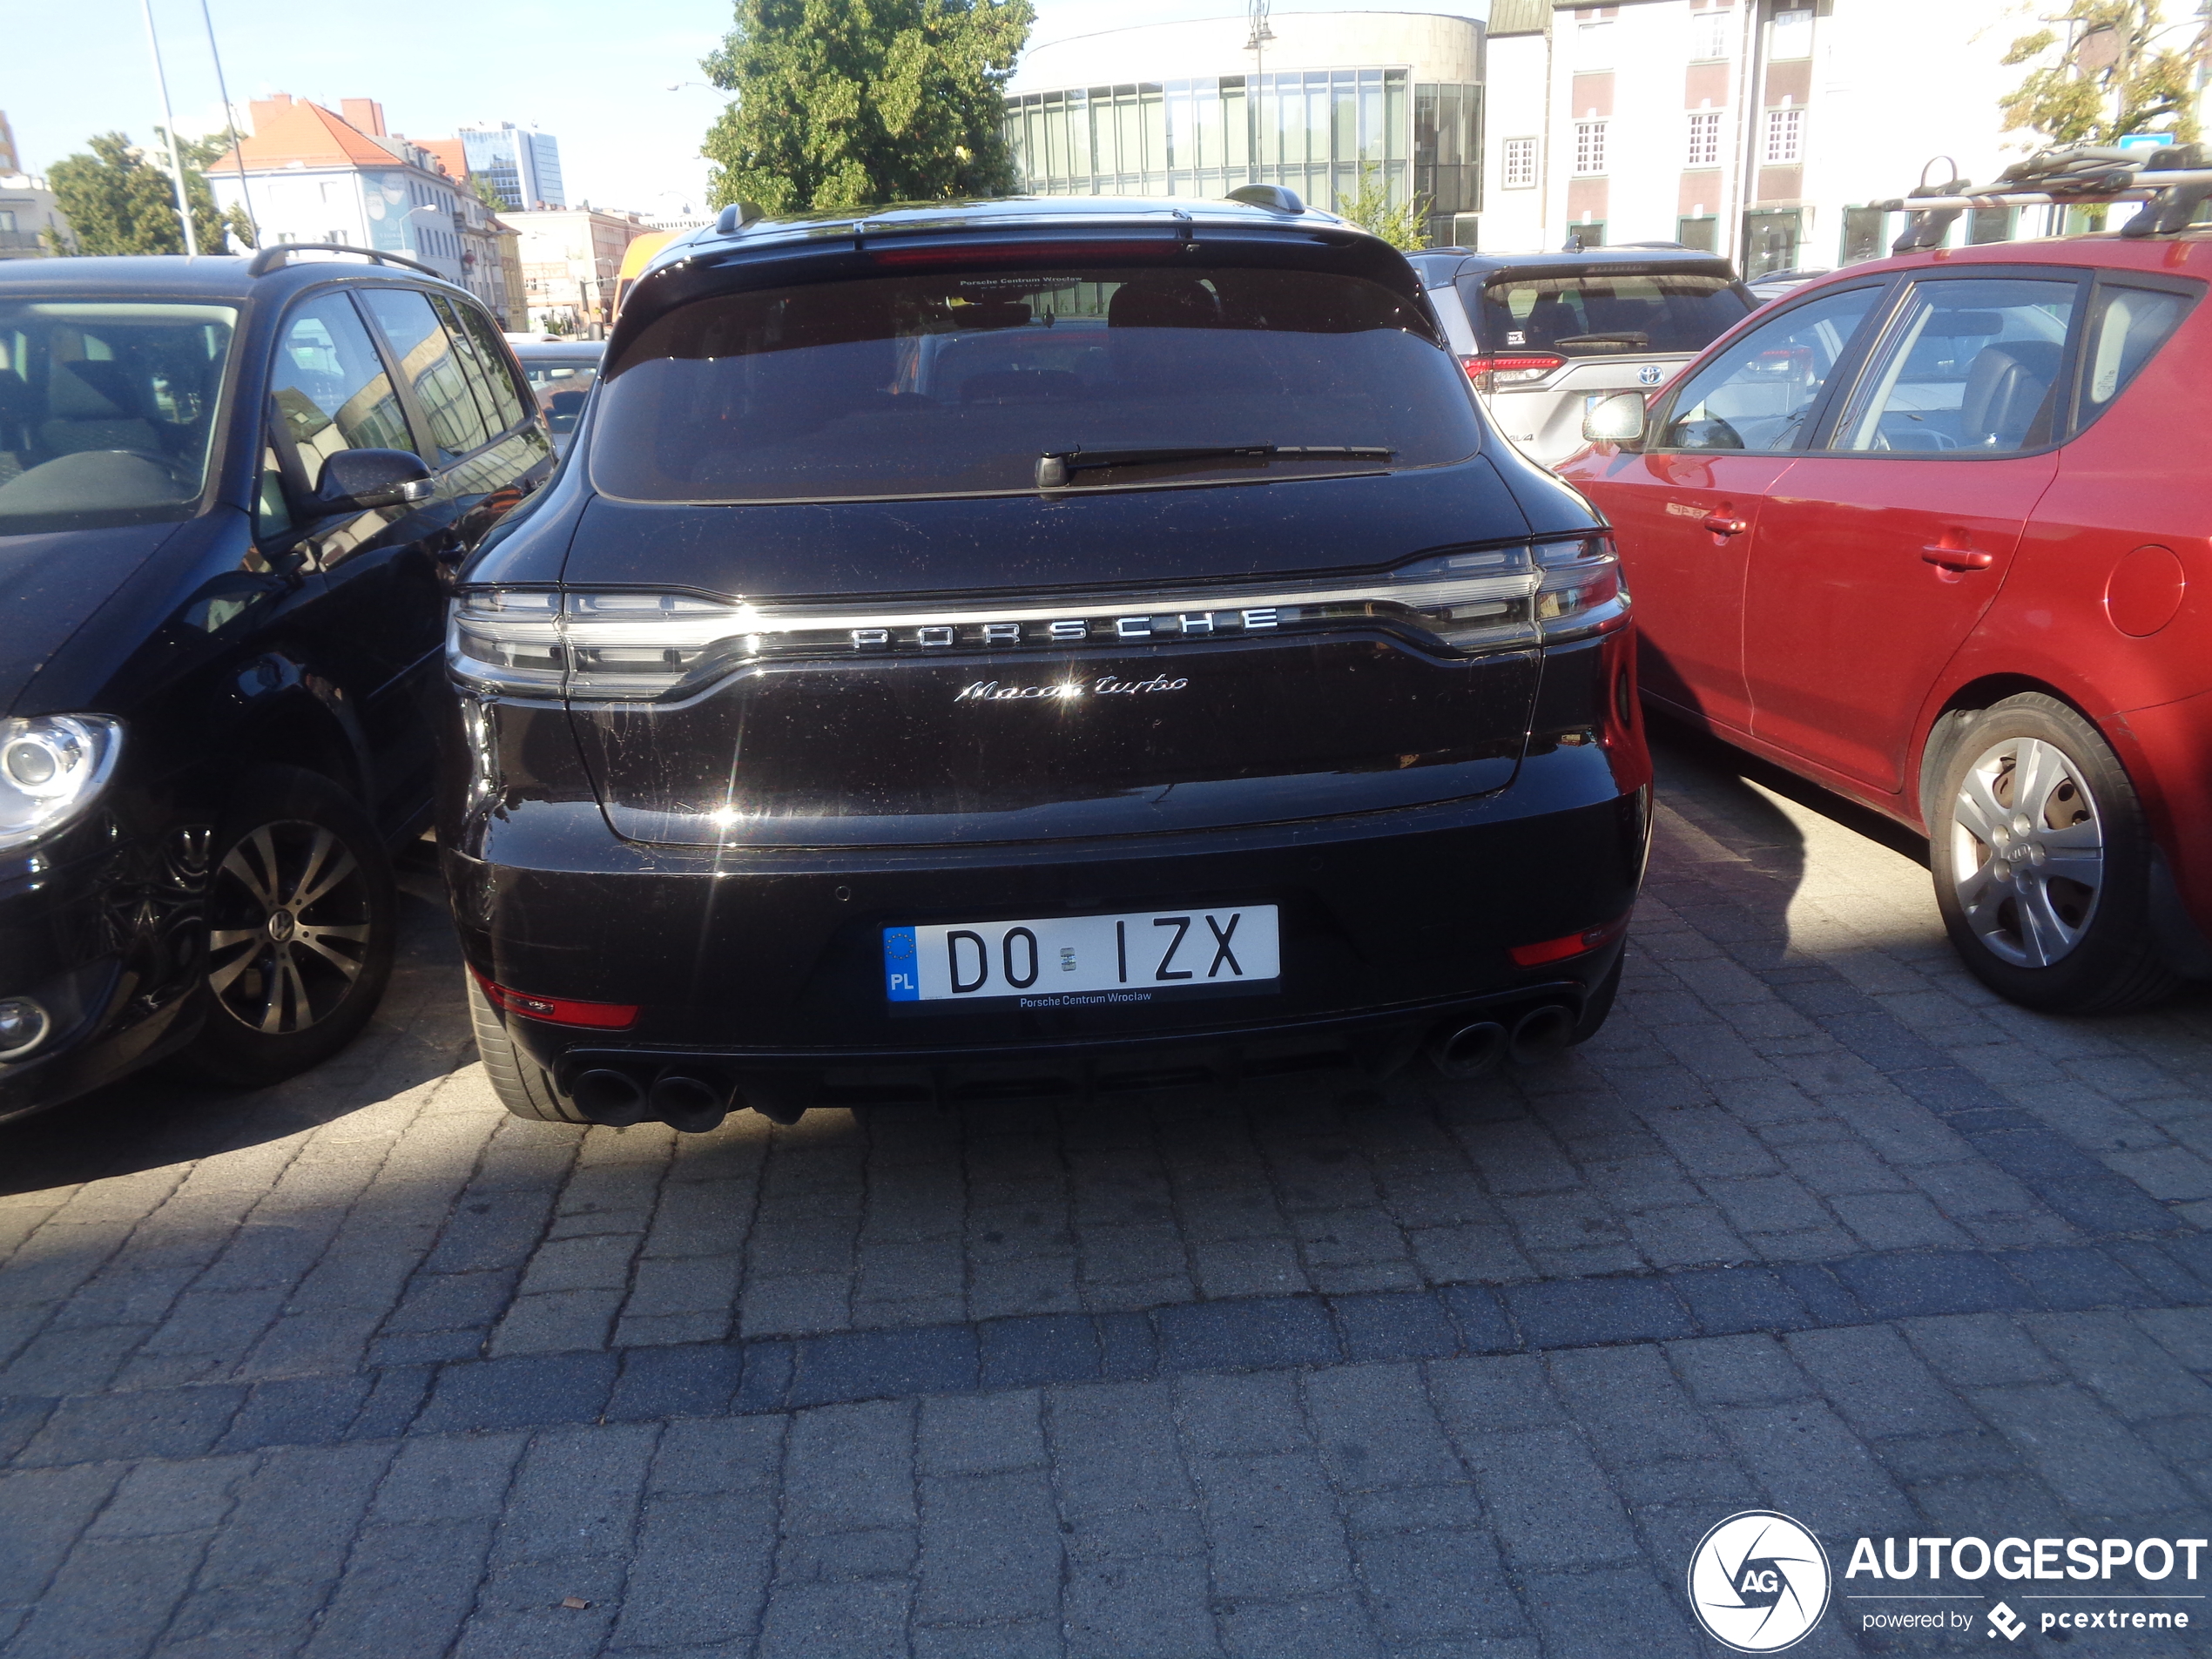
[
  {"xmin": 1551, "ymin": 332, "xmax": 1650, "ymax": 350},
  {"xmin": 1035, "ymin": 444, "xmax": 1394, "ymax": 488}
]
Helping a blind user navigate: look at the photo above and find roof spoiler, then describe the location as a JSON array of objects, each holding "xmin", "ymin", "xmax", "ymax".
[
  {"xmin": 1877, "ymin": 146, "xmax": 2212, "ymax": 250},
  {"xmin": 1224, "ymin": 184, "xmax": 1305, "ymax": 214},
  {"xmin": 246, "ymin": 243, "xmax": 447, "ymax": 279}
]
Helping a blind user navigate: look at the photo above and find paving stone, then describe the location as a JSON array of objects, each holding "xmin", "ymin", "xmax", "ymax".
[
  {"xmin": 413, "ymin": 1352, "xmax": 618, "ymax": 1433},
  {"xmin": 606, "ymin": 1340, "xmax": 744, "ymax": 1421},
  {"xmin": 19, "ymin": 1385, "xmax": 245, "ymax": 1465},
  {"xmin": 1155, "ymin": 1295, "xmax": 1339, "ymax": 1372}
]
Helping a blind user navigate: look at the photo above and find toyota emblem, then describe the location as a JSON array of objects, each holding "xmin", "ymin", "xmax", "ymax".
[{"xmin": 1638, "ymin": 363, "xmax": 1664, "ymax": 386}]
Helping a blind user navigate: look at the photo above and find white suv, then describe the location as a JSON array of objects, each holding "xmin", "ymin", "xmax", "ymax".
[{"xmin": 1411, "ymin": 247, "xmax": 1757, "ymax": 467}]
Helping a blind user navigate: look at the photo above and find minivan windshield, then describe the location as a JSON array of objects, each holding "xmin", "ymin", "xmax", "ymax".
[
  {"xmin": 1472, "ymin": 270, "xmax": 1750, "ymax": 356},
  {"xmin": 590, "ymin": 263, "xmax": 1482, "ymax": 503},
  {"xmin": 0, "ymin": 300, "xmax": 237, "ymax": 535}
]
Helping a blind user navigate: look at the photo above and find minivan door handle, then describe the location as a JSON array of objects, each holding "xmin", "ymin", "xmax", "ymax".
[
  {"xmin": 1921, "ymin": 543, "xmax": 1994, "ymax": 571},
  {"xmin": 1700, "ymin": 512, "xmax": 1748, "ymax": 536}
]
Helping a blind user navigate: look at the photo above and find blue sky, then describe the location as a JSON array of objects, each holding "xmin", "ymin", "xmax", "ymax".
[{"xmin": 5, "ymin": 0, "xmax": 1448, "ymax": 212}]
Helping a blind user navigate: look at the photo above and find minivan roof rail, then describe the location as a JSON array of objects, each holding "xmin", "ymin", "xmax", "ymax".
[
  {"xmin": 1876, "ymin": 146, "xmax": 2212, "ymax": 246},
  {"xmin": 246, "ymin": 243, "xmax": 447, "ymax": 280}
]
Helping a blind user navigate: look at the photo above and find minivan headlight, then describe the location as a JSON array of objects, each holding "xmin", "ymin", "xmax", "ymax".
[
  {"xmin": 0, "ymin": 715, "xmax": 124, "ymax": 853},
  {"xmin": 448, "ymin": 537, "xmax": 1627, "ymax": 701}
]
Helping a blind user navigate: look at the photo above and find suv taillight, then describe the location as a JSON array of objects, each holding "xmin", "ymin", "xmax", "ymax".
[
  {"xmin": 447, "ymin": 538, "xmax": 1629, "ymax": 701},
  {"xmin": 1460, "ymin": 353, "xmax": 1566, "ymax": 394}
]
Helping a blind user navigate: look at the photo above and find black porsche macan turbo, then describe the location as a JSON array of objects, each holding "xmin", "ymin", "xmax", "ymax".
[{"xmin": 443, "ymin": 192, "xmax": 1650, "ymax": 1133}]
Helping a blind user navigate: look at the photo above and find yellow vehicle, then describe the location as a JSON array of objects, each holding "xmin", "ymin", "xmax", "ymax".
[{"xmin": 611, "ymin": 231, "xmax": 673, "ymax": 323}]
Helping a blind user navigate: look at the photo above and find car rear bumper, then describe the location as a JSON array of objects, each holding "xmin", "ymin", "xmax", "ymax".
[{"xmin": 446, "ymin": 738, "xmax": 1652, "ymax": 1109}]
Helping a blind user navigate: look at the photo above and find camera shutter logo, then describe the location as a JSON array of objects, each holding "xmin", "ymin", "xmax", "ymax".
[{"xmin": 1687, "ymin": 1511, "xmax": 1832, "ymax": 1652}]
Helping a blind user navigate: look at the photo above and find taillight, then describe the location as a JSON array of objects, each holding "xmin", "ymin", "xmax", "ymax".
[
  {"xmin": 448, "ymin": 536, "xmax": 1629, "ymax": 701},
  {"xmin": 471, "ymin": 968, "xmax": 638, "ymax": 1029},
  {"xmin": 1460, "ymin": 352, "xmax": 1566, "ymax": 393}
]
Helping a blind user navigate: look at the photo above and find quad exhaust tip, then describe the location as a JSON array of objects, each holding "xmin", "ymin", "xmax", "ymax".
[
  {"xmin": 1426, "ymin": 1020, "xmax": 1507, "ymax": 1080},
  {"xmin": 1509, "ymin": 1004, "xmax": 1576, "ymax": 1065},
  {"xmin": 572, "ymin": 1068, "xmax": 648, "ymax": 1128},
  {"xmin": 649, "ymin": 1072, "xmax": 730, "ymax": 1135}
]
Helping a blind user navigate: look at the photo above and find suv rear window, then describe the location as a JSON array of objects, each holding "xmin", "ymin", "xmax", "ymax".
[
  {"xmin": 590, "ymin": 264, "xmax": 1481, "ymax": 503},
  {"xmin": 1468, "ymin": 269, "xmax": 1751, "ymax": 357}
]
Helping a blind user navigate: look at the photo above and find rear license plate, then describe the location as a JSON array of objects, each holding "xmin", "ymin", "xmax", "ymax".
[{"xmin": 884, "ymin": 906, "xmax": 1280, "ymax": 1011}]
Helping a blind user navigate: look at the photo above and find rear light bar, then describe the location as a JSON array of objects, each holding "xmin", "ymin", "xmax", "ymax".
[
  {"xmin": 448, "ymin": 537, "xmax": 1629, "ymax": 702},
  {"xmin": 868, "ymin": 239, "xmax": 1183, "ymax": 268},
  {"xmin": 1509, "ymin": 911, "xmax": 1631, "ymax": 968},
  {"xmin": 1460, "ymin": 353, "xmax": 1566, "ymax": 393},
  {"xmin": 472, "ymin": 968, "xmax": 638, "ymax": 1029}
]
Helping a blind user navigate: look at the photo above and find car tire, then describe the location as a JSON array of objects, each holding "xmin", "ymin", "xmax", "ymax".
[
  {"xmin": 1929, "ymin": 693, "xmax": 2179, "ymax": 1015},
  {"xmin": 182, "ymin": 766, "xmax": 396, "ymax": 1086},
  {"xmin": 467, "ymin": 972, "xmax": 586, "ymax": 1124}
]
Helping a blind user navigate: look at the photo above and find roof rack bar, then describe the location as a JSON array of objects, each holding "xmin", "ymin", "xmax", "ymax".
[
  {"xmin": 1867, "ymin": 168, "xmax": 2212, "ymax": 213},
  {"xmin": 246, "ymin": 243, "xmax": 448, "ymax": 280}
]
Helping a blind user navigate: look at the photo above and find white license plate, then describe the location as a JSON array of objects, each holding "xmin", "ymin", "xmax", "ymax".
[{"xmin": 884, "ymin": 906, "xmax": 1280, "ymax": 1010}]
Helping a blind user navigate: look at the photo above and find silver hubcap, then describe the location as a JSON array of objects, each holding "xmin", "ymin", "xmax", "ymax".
[
  {"xmin": 206, "ymin": 820, "xmax": 372, "ymax": 1035},
  {"xmin": 1948, "ymin": 735, "xmax": 2103, "ymax": 969}
]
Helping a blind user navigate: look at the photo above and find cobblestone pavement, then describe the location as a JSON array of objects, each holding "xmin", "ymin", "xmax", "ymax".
[{"xmin": 3, "ymin": 726, "xmax": 2210, "ymax": 1658}]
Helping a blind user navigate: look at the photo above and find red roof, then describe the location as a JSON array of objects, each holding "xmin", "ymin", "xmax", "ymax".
[
  {"xmin": 417, "ymin": 138, "xmax": 469, "ymax": 181},
  {"xmin": 210, "ymin": 95, "xmax": 402, "ymax": 172}
]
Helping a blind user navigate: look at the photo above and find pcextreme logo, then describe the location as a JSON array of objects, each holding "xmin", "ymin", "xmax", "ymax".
[{"xmin": 1688, "ymin": 1511, "xmax": 1833, "ymax": 1652}]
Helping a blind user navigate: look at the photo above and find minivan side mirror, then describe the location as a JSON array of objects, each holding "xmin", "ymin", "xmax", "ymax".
[
  {"xmin": 313, "ymin": 448, "xmax": 437, "ymax": 514},
  {"xmin": 1581, "ymin": 392, "xmax": 1648, "ymax": 450}
]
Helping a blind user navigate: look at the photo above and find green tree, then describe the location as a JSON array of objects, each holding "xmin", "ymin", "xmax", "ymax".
[
  {"xmin": 48, "ymin": 131, "xmax": 226, "ymax": 255},
  {"xmin": 470, "ymin": 175, "xmax": 510, "ymax": 216},
  {"xmin": 1335, "ymin": 162, "xmax": 1430, "ymax": 251},
  {"xmin": 2000, "ymin": 0, "xmax": 2208, "ymax": 147},
  {"xmin": 700, "ymin": 0, "xmax": 1034, "ymax": 214}
]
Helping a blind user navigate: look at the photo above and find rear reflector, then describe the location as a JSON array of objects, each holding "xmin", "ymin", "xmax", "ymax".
[
  {"xmin": 1509, "ymin": 912, "xmax": 1631, "ymax": 968},
  {"xmin": 471, "ymin": 968, "xmax": 638, "ymax": 1029}
]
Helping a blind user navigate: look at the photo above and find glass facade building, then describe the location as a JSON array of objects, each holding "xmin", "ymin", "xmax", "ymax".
[
  {"xmin": 1006, "ymin": 71, "xmax": 1480, "ymax": 246},
  {"xmin": 460, "ymin": 125, "xmax": 566, "ymax": 212}
]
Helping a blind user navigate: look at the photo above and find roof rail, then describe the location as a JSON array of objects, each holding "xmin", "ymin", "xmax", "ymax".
[
  {"xmin": 246, "ymin": 243, "xmax": 448, "ymax": 280},
  {"xmin": 712, "ymin": 201, "xmax": 765, "ymax": 235}
]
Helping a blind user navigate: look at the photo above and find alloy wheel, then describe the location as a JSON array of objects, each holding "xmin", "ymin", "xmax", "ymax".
[
  {"xmin": 206, "ymin": 819, "xmax": 375, "ymax": 1034},
  {"xmin": 1947, "ymin": 734, "xmax": 2104, "ymax": 969}
]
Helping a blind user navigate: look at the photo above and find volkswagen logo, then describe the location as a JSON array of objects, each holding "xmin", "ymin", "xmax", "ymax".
[
  {"xmin": 1687, "ymin": 1511, "xmax": 1831, "ymax": 1652},
  {"xmin": 1638, "ymin": 363, "xmax": 1664, "ymax": 386}
]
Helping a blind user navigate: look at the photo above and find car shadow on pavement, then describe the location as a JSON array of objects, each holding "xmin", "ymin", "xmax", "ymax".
[{"xmin": 0, "ymin": 840, "xmax": 474, "ymax": 1199}]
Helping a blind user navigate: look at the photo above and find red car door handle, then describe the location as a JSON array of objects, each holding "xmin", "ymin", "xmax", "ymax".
[
  {"xmin": 1921, "ymin": 544, "xmax": 1994, "ymax": 571},
  {"xmin": 1700, "ymin": 513, "xmax": 1748, "ymax": 536}
]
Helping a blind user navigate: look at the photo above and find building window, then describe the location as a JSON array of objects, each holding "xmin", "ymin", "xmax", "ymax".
[
  {"xmin": 1686, "ymin": 111, "xmax": 1723, "ymax": 168},
  {"xmin": 1501, "ymin": 137, "xmax": 1538, "ymax": 189},
  {"xmin": 1676, "ymin": 215, "xmax": 1719, "ymax": 252},
  {"xmin": 1969, "ymin": 206, "xmax": 2015, "ymax": 244},
  {"xmin": 1566, "ymin": 219, "xmax": 1606, "ymax": 249},
  {"xmin": 1768, "ymin": 7, "xmax": 1813, "ymax": 59},
  {"xmin": 1691, "ymin": 8, "xmax": 1733, "ymax": 60},
  {"xmin": 1576, "ymin": 19, "xmax": 1614, "ymax": 67},
  {"xmin": 1843, "ymin": 206, "xmax": 1887, "ymax": 264},
  {"xmin": 1574, "ymin": 121, "xmax": 1608, "ymax": 175},
  {"xmin": 1764, "ymin": 107, "xmax": 1801, "ymax": 164}
]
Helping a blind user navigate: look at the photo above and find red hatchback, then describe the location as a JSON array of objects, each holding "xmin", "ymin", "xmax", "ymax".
[{"xmin": 1561, "ymin": 234, "xmax": 2210, "ymax": 1014}]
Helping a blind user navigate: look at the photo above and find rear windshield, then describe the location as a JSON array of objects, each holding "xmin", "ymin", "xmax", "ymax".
[
  {"xmin": 0, "ymin": 300, "xmax": 236, "ymax": 535},
  {"xmin": 522, "ymin": 356, "xmax": 601, "ymax": 437},
  {"xmin": 1468, "ymin": 270, "xmax": 1751, "ymax": 356},
  {"xmin": 590, "ymin": 264, "xmax": 1482, "ymax": 503}
]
